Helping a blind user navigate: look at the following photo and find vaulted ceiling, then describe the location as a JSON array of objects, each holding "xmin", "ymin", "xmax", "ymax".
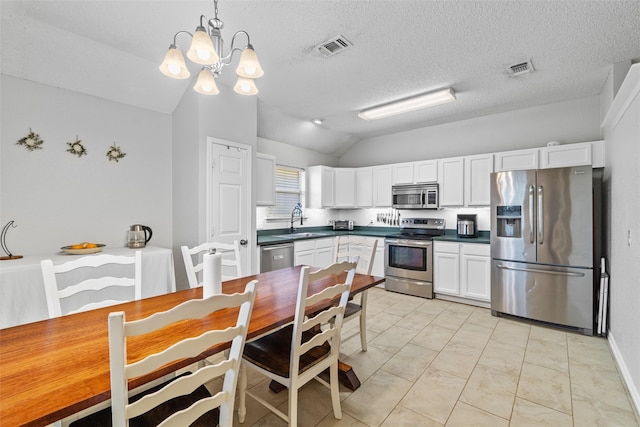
[{"xmin": 2, "ymin": 1, "xmax": 639, "ymax": 156}]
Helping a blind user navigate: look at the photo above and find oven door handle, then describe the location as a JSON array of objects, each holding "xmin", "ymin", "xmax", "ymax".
[{"xmin": 385, "ymin": 238, "xmax": 433, "ymax": 247}]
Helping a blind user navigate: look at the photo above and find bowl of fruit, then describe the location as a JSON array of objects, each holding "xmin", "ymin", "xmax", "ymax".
[{"xmin": 61, "ymin": 242, "xmax": 105, "ymax": 255}]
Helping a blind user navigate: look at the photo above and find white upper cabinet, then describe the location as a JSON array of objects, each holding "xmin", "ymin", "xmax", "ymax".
[
  {"xmin": 494, "ymin": 148, "xmax": 539, "ymax": 171},
  {"xmin": 414, "ymin": 160, "xmax": 438, "ymax": 183},
  {"xmin": 392, "ymin": 162, "xmax": 414, "ymax": 185},
  {"xmin": 464, "ymin": 154, "xmax": 493, "ymax": 206},
  {"xmin": 438, "ymin": 157, "xmax": 465, "ymax": 207},
  {"xmin": 495, "ymin": 141, "xmax": 602, "ymax": 172},
  {"xmin": 540, "ymin": 142, "xmax": 591, "ymax": 169},
  {"xmin": 255, "ymin": 153, "xmax": 276, "ymax": 206},
  {"xmin": 307, "ymin": 165, "xmax": 334, "ymax": 208},
  {"xmin": 373, "ymin": 165, "xmax": 393, "ymax": 207},
  {"xmin": 334, "ymin": 168, "xmax": 356, "ymax": 208},
  {"xmin": 356, "ymin": 167, "xmax": 373, "ymax": 207}
]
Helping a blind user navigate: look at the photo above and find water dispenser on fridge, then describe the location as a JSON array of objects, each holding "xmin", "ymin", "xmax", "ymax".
[{"xmin": 496, "ymin": 206, "xmax": 522, "ymax": 238}]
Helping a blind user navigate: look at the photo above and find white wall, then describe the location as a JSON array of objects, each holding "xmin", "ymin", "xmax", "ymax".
[
  {"xmin": 256, "ymin": 137, "xmax": 339, "ymax": 230},
  {"xmin": 0, "ymin": 75, "xmax": 172, "ymax": 254},
  {"xmin": 602, "ymin": 64, "xmax": 640, "ymax": 415},
  {"xmin": 339, "ymin": 96, "xmax": 602, "ymax": 166},
  {"xmin": 172, "ymin": 85, "xmax": 258, "ymax": 288},
  {"xmin": 257, "ymin": 137, "xmax": 339, "ymax": 168}
]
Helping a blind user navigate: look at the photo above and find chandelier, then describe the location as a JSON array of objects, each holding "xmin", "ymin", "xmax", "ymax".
[{"xmin": 159, "ymin": 0, "xmax": 264, "ymax": 96}]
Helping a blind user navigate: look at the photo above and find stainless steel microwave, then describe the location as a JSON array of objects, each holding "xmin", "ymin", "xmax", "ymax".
[{"xmin": 392, "ymin": 183, "xmax": 439, "ymax": 209}]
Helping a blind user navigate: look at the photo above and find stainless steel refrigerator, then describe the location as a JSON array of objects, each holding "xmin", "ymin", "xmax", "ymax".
[{"xmin": 490, "ymin": 166, "xmax": 602, "ymax": 335}]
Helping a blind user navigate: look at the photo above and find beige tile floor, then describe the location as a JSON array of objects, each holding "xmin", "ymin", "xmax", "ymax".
[{"xmin": 232, "ymin": 287, "xmax": 639, "ymax": 426}]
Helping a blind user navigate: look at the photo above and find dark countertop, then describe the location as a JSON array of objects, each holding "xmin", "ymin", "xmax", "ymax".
[
  {"xmin": 432, "ymin": 230, "xmax": 491, "ymax": 244},
  {"xmin": 257, "ymin": 226, "xmax": 490, "ymax": 245},
  {"xmin": 257, "ymin": 226, "xmax": 398, "ymax": 245}
]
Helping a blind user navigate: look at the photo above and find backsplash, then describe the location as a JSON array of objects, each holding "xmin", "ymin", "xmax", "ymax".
[
  {"xmin": 257, "ymin": 206, "xmax": 490, "ymax": 231},
  {"xmin": 336, "ymin": 207, "xmax": 491, "ymax": 231}
]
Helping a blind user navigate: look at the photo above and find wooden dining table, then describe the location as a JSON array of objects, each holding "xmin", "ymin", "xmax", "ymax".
[{"xmin": 0, "ymin": 265, "xmax": 384, "ymax": 427}]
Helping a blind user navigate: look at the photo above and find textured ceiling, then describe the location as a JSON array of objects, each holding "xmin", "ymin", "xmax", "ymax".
[{"xmin": 2, "ymin": 1, "xmax": 640, "ymax": 157}]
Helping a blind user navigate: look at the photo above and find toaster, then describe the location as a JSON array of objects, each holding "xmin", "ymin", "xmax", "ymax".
[{"xmin": 333, "ymin": 220, "xmax": 354, "ymax": 231}]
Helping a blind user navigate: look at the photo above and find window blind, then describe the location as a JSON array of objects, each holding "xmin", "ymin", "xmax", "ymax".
[{"xmin": 267, "ymin": 165, "xmax": 305, "ymax": 218}]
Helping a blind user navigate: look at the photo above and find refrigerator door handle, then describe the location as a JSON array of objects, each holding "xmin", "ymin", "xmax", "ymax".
[
  {"xmin": 528, "ymin": 185, "xmax": 535, "ymax": 244},
  {"xmin": 496, "ymin": 263, "xmax": 585, "ymax": 277},
  {"xmin": 538, "ymin": 185, "xmax": 544, "ymax": 244}
]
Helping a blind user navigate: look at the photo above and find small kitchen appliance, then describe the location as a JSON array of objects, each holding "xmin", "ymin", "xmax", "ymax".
[
  {"xmin": 384, "ymin": 217, "xmax": 445, "ymax": 298},
  {"xmin": 128, "ymin": 224, "xmax": 152, "ymax": 248},
  {"xmin": 333, "ymin": 220, "xmax": 354, "ymax": 231},
  {"xmin": 457, "ymin": 214, "xmax": 477, "ymax": 238}
]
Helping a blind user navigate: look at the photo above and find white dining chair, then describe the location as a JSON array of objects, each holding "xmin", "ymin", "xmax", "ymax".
[
  {"xmin": 333, "ymin": 235, "xmax": 377, "ymax": 351},
  {"xmin": 68, "ymin": 281, "xmax": 257, "ymax": 427},
  {"xmin": 41, "ymin": 251, "xmax": 142, "ymax": 318},
  {"xmin": 181, "ymin": 241, "xmax": 241, "ymax": 289},
  {"xmin": 238, "ymin": 261, "xmax": 356, "ymax": 426}
]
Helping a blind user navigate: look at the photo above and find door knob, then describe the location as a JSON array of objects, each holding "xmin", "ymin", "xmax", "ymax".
[{"xmin": 240, "ymin": 239, "xmax": 248, "ymax": 246}]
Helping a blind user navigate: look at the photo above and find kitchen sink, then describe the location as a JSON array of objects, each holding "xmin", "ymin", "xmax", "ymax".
[{"xmin": 272, "ymin": 232, "xmax": 329, "ymax": 239}]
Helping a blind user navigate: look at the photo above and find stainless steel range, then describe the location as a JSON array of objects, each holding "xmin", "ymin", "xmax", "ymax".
[{"xmin": 385, "ymin": 218, "xmax": 445, "ymax": 298}]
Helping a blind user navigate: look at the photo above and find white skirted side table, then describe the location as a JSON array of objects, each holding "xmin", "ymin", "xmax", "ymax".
[{"xmin": 0, "ymin": 245, "xmax": 176, "ymax": 329}]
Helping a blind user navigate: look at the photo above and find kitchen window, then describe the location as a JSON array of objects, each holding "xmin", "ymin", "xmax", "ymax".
[{"xmin": 267, "ymin": 165, "xmax": 305, "ymax": 219}]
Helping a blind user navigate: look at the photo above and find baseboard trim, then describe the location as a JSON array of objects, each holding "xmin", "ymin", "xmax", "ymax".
[{"xmin": 608, "ymin": 332, "xmax": 640, "ymax": 420}]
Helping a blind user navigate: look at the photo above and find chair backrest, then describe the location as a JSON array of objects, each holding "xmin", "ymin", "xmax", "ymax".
[
  {"xmin": 109, "ymin": 280, "xmax": 257, "ymax": 427},
  {"xmin": 41, "ymin": 252, "xmax": 142, "ymax": 318},
  {"xmin": 290, "ymin": 262, "xmax": 356, "ymax": 377},
  {"xmin": 334, "ymin": 235, "xmax": 377, "ymax": 275},
  {"xmin": 181, "ymin": 241, "xmax": 242, "ymax": 289}
]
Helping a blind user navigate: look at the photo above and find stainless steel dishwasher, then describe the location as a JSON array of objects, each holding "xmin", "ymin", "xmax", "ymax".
[{"xmin": 260, "ymin": 243, "xmax": 294, "ymax": 272}]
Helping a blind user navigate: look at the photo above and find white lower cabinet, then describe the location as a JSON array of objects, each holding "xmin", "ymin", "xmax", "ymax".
[
  {"xmin": 294, "ymin": 238, "xmax": 334, "ymax": 268},
  {"xmin": 460, "ymin": 243, "xmax": 491, "ymax": 301},
  {"xmin": 434, "ymin": 241, "xmax": 490, "ymax": 305},
  {"xmin": 433, "ymin": 242, "xmax": 460, "ymax": 295}
]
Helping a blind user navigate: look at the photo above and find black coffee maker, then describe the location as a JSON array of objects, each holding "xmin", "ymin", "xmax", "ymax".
[{"xmin": 457, "ymin": 214, "xmax": 477, "ymax": 238}]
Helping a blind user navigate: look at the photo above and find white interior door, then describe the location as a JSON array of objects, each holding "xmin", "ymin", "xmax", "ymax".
[{"xmin": 207, "ymin": 138, "xmax": 251, "ymax": 277}]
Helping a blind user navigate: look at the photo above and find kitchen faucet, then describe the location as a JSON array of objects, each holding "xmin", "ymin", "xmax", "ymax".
[{"xmin": 290, "ymin": 203, "xmax": 303, "ymax": 233}]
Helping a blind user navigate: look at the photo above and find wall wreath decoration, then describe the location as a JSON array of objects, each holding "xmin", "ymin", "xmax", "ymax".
[
  {"xmin": 66, "ymin": 136, "xmax": 87, "ymax": 157},
  {"xmin": 106, "ymin": 143, "xmax": 126, "ymax": 162},
  {"xmin": 17, "ymin": 128, "xmax": 44, "ymax": 151}
]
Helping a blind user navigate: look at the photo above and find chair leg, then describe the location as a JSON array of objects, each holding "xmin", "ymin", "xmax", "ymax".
[
  {"xmin": 329, "ymin": 361, "xmax": 342, "ymax": 419},
  {"xmin": 359, "ymin": 292, "xmax": 368, "ymax": 352},
  {"xmin": 359, "ymin": 313, "xmax": 368, "ymax": 352},
  {"xmin": 238, "ymin": 364, "xmax": 247, "ymax": 424},
  {"xmin": 288, "ymin": 384, "xmax": 298, "ymax": 427}
]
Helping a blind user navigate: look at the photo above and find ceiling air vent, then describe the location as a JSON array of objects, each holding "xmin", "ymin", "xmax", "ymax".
[
  {"xmin": 508, "ymin": 59, "xmax": 535, "ymax": 76},
  {"xmin": 315, "ymin": 35, "xmax": 352, "ymax": 57}
]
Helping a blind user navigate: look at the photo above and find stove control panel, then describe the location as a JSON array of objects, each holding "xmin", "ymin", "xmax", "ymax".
[{"xmin": 400, "ymin": 217, "xmax": 446, "ymax": 230}]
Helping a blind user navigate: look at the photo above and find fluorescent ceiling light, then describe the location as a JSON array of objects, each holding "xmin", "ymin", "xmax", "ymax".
[{"xmin": 358, "ymin": 88, "xmax": 456, "ymax": 121}]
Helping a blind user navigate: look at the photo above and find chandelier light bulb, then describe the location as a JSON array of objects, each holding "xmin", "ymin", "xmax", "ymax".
[
  {"xmin": 236, "ymin": 45, "xmax": 264, "ymax": 78},
  {"xmin": 187, "ymin": 26, "xmax": 219, "ymax": 65},
  {"xmin": 193, "ymin": 69, "xmax": 219, "ymax": 95},
  {"xmin": 159, "ymin": 46, "xmax": 190, "ymax": 79},
  {"xmin": 234, "ymin": 76, "xmax": 258, "ymax": 95}
]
